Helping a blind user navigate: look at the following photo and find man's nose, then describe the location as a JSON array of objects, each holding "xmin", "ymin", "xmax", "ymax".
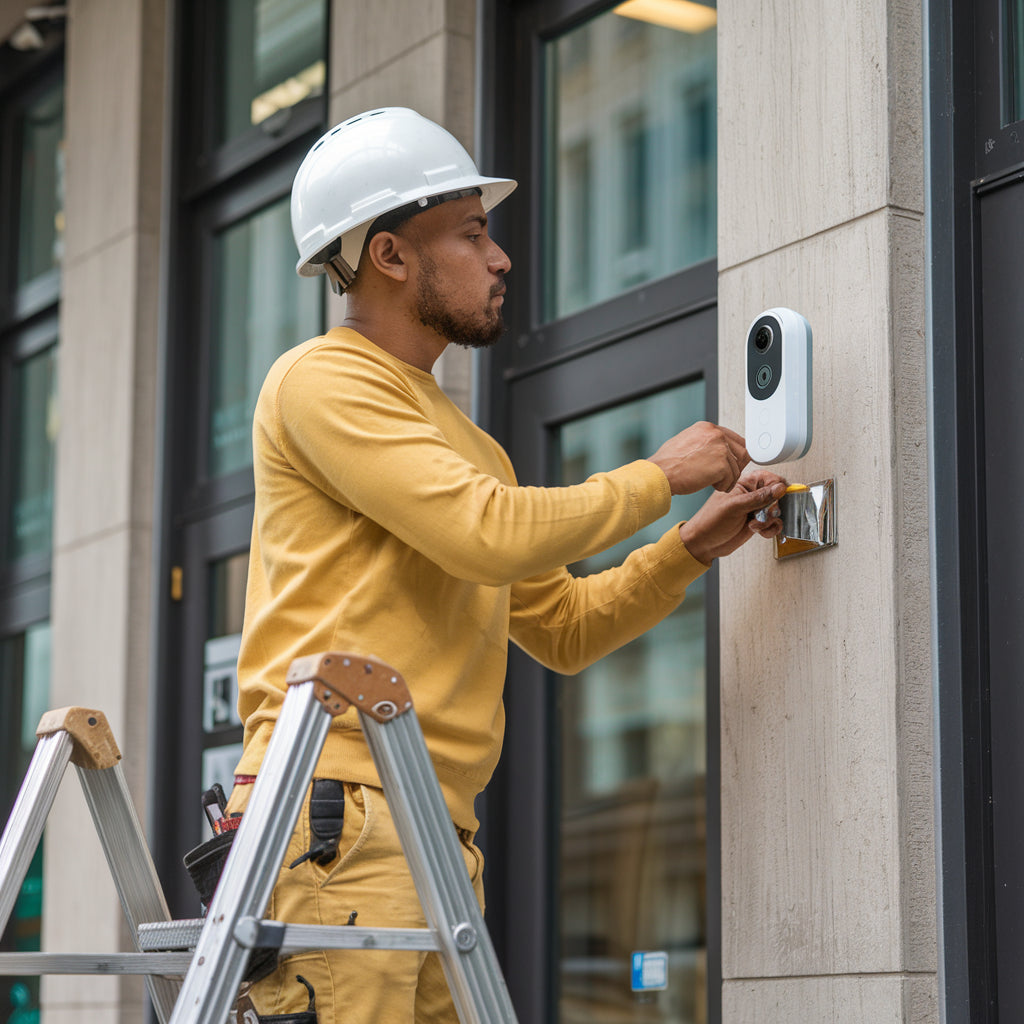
[{"xmin": 489, "ymin": 241, "xmax": 511, "ymax": 275}]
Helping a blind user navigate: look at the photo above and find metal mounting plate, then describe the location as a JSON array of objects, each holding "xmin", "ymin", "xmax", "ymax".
[{"xmin": 774, "ymin": 478, "xmax": 837, "ymax": 559}]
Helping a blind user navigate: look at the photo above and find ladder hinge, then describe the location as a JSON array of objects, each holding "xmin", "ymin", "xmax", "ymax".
[{"xmin": 170, "ymin": 566, "xmax": 183, "ymax": 601}]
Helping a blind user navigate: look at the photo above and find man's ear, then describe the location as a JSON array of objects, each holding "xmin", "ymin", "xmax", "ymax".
[{"xmin": 364, "ymin": 231, "xmax": 408, "ymax": 283}]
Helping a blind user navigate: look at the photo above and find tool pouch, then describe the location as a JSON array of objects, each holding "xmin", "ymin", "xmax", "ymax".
[
  {"xmin": 182, "ymin": 828, "xmax": 277, "ymax": 985},
  {"xmin": 289, "ymin": 779, "xmax": 345, "ymax": 869},
  {"xmin": 237, "ymin": 975, "xmax": 317, "ymax": 1023},
  {"xmin": 183, "ymin": 829, "xmax": 235, "ymax": 913}
]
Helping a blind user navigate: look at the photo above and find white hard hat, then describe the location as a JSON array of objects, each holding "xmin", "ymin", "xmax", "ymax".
[{"xmin": 290, "ymin": 107, "xmax": 517, "ymax": 290}]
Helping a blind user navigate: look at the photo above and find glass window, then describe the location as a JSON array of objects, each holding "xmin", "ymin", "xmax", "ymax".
[
  {"xmin": 1006, "ymin": 0, "xmax": 1024, "ymax": 123},
  {"xmin": 544, "ymin": 2, "xmax": 716, "ymax": 320},
  {"xmin": 556, "ymin": 380, "xmax": 708, "ymax": 1023},
  {"xmin": 0, "ymin": 622, "xmax": 51, "ymax": 1022},
  {"xmin": 209, "ymin": 551, "xmax": 249, "ymax": 639},
  {"xmin": 16, "ymin": 79, "xmax": 65, "ymax": 288},
  {"xmin": 5, "ymin": 344, "xmax": 58, "ymax": 564},
  {"xmin": 209, "ymin": 196, "xmax": 323, "ymax": 477},
  {"xmin": 220, "ymin": 0, "xmax": 327, "ymax": 144}
]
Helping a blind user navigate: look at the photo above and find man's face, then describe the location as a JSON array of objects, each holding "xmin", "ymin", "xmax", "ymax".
[{"xmin": 403, "ymin": 196, "xmax": 511, "ymax": 349}]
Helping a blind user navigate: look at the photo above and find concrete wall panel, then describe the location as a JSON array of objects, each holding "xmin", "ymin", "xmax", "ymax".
[
  {"xmin": 718, "ymin": 209, "xmax": 932, "ymax": 980},
  {"xmin": 41, "ymin": 0, "xmax": 166, "ymax": 1018},
  {"xmin": 716, "ymin": 0, "xmax": 932, "ymax": 1010},
  {"xmin": 723, "ymin": 974, "xmax": 938, "ymax": 1023},
  {"xmin": 719, "ymin": 0, "xmax": 891, "ymax": 269}
]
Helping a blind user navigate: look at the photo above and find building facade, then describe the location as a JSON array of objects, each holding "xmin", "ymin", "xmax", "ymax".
[{"xmin": 0, "ymin": 0, "xmax": 1018, "ymax": 1021}]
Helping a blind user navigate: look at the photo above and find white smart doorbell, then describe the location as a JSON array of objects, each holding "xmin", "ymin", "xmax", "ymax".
[{"xmin": 744, "ymin": 307, "xmax": 812, "ymax": 465}]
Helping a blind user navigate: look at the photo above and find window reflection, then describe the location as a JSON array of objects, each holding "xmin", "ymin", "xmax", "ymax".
[
  {"xmin": 17, "ymin": 80, "xmax": 65, "ymax": 287},
  {"xmin": 545, "ymin": 5, "xmax": 716, "ymax": 320},
  {"xmin": 557, "ymin": 381, "xmax": 709, "ymax": 1023},
  {"xmin": 209, "ymin": 197, "xmax": 323, "ymax": 477},
  {"xmin": 7, "ymin": 346, "xmax": 58, "ymax": 563},
  {"xmin": 220, "ymin": 0, "xmax": 327, "ymax": 142},
  {"xmin": 209, "ymin": 551, "xmax": 249, "ymax": 639}
]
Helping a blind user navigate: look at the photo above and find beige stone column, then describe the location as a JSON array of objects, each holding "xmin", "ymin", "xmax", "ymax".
[
  {"xmin": 327, "ymin": 0, "xmax": 479, "ymax": 413},
  {"xmin": 715, "ymin": 0, "xmax": 935, "ymax": 1019},
  {"xmin": 42, "ymin": 0, "xmax": 166, "ymax": 1020}
]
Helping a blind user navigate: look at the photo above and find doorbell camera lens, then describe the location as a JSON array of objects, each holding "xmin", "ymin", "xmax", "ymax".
[{"xmin": 754, "ymin": 325, "xmax": 773, "ymax": 353}]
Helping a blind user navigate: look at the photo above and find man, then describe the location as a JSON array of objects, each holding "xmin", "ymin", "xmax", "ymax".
[{"xmin": 226, "ymin": 108, "xmax": 785, "ymax": 1021}]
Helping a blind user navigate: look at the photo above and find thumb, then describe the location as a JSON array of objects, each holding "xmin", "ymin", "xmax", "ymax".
[{"xmin": 737, "ymin": 482, "xmax": 786, "ymax": 511}]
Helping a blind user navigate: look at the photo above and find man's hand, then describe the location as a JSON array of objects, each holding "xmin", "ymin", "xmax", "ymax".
[
  {"xmin": 647, "ymin": 422, "xmax": 750, "ymax": 494},
  {"xmin": 677, "ymin": 470, "xmax": 788, "ymax": 565}
]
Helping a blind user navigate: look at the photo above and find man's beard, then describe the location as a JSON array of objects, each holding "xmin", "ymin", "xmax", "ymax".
[{"xmin": 415, "ymin": 254, "xmax": 507, "ymax": 349}]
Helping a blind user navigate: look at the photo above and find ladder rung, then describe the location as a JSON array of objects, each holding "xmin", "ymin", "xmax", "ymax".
[
  {"xmin": 0, "ymin": 951, "xmax": 193, "ymax": 975},
  {"xmin": 138, "ymin": 917, "xmax": 441, "ymax": 954}
]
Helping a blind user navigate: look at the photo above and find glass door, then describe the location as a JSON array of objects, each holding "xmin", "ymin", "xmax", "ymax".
[
  {"xmin": 482, "ymin": 0, "xmax": 719, "ymax": 1018},
  {"xmin": 486, "ymin": 305, "xmax": 719, "ymax": 1023},
  {"xmin": 555, "ymin": 383, "xmax": 711, "ymax": 1023}
]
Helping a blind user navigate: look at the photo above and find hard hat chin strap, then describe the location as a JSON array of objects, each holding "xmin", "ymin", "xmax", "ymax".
[{"xmin": 324, "ymin": 256, "xmax": 356, "ymax": 295}]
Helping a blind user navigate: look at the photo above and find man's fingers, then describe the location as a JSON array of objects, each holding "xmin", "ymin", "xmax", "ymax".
[
  {"xmin": 719, "ymin": 424, "xmax": 746, "ymax": 447},
  {"xmin": 721, "ymin": 430, "xmax": 751, "ymax": 473},
  {"xmin": 713, "ymin": 449, "xmax": 742, "ymax": 491},
  {"xmin": 738, "ymin": 483, "xmax": 786, "ymax": 510}
]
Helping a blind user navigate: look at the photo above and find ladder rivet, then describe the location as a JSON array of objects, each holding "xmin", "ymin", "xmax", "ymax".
[
  {"xmin": 390, "ymin": 676, "xmax": 398, "ymax": 684},
  {"xmin": 88, "ymin": 717, "xmax": 97, "ymax": 726},
  {"xmin": 364, "ymin": 663, "xmax": 373, "ymax": 674},
  {"xmin": 452, "ymin": 923, "xmax": 477, "ymax": 951},
  {"xmin": 343, "ymin": 658, "xmax": 351, "ymax": 666}
]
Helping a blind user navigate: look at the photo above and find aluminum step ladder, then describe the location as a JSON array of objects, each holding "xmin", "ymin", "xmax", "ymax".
[{"xmin": 0, "ymin": 652, "xmax": 518, "ymax": 1024}]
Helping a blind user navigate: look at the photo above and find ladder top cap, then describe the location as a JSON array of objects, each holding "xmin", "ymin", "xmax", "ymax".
[
  {"xmin": 286, "ymin": 652, "xmax": 414, "ymax": 722},
  {"xmin": 35, "ymin": 707, "xmax": 122, "ymax": 770}
]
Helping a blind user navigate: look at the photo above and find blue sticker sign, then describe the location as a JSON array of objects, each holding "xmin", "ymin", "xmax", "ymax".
[{"xmin": 630, "ymin": 950, "xmax": 668, "ymax": 992}]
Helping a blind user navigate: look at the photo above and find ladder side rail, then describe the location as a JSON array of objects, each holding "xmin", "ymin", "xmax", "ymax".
[
  {"xmin": 77, "ymin": 761, "xmax": 180, "ymax": 1023},
  {"xmin": 361, "ymin": 708, "xmax": 518, "ymax": 1024},
  {"xmin": 168, "ymin": 680, "xmax": 331, "ymax": 1024},
  {"xmin": 0, "ymin": 731, "xmax": 74, "ymax": 933}
]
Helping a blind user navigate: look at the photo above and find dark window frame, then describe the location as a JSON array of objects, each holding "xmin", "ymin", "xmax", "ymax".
[
  {"xmin": 480, "ymin": 1, "xmax": 721, "ymax": 1019},
  {"xmin": 153, "ymin": 0, "xmax": 330, "ymax": 919},
  {"xmin": 930, "ymin": 0, "xmax": 1024, "ymax": 1019},
  {"xmin": 0, "ymin": 45, "xmax": 63, "ymax": 630},
  {"xmin": 0, "ymin": 39, "xmax": 63, "ymax": 1024}
]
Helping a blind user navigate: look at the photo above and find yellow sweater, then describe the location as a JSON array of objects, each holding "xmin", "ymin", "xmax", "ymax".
[{"xmin": 236, "ymin": 327, "xmax": 708, "ymax": 830}]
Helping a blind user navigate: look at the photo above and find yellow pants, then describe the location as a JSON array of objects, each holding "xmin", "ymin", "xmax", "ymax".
[{"xmin": 225, "ymin": 780, "xmax": 486, "ymax": 1023}]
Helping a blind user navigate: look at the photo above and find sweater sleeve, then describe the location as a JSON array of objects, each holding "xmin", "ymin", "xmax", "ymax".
[
  {"xmin": 508, "ymin": 522, "xmax": 709, "ymax": 675},
  {"xmin": 268, "ymin": 344, "xmax": 674, "ymax": 586}
]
